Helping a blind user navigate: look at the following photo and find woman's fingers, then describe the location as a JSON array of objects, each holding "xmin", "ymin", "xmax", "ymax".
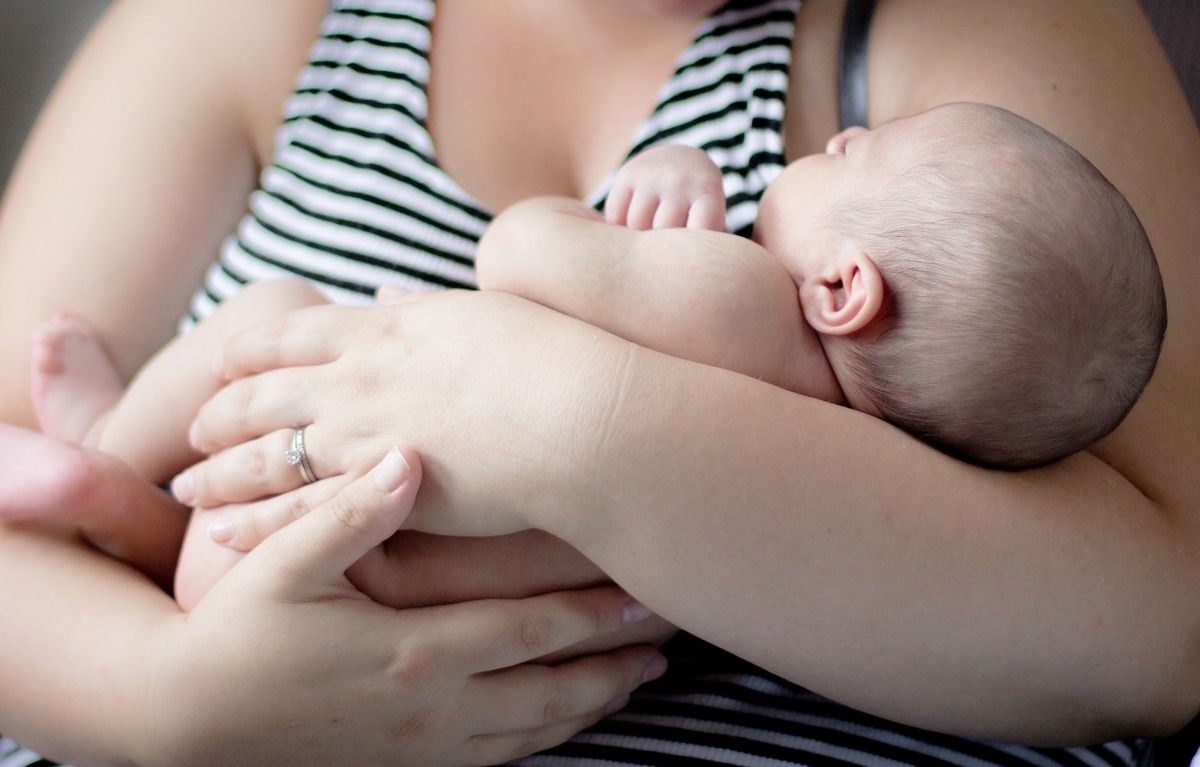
[
  {"xmin": 252, "ymin": 447, "xmax": 422, "ymax": 595},
  {"xmin": 430, "ymin": 586, "xmax": 657, "ymax": 674},
  {"xmin": 465, "ymin": 645, "xmax": 662, "ymax": 763},
  {"xmin": 216, "ymin": 303, "xmax": 366, "ymax": 379},
  {"xmin": 189, "ymin": 366, "xmax": 320, "ymax": 453},
  {"xmin": 472, "ymin": 645, "xmax": 662, "ymax": 734},
  {"xmin": 173, "ymin": 441, "xmax": 660, "ymax": 766},
  {"xmin": 203, "ymin": 475, "xmax": 350, "ymax": 551},
  {"xmin": 176, "ymin": 428, "xmax": 328, "ymax": 507}
]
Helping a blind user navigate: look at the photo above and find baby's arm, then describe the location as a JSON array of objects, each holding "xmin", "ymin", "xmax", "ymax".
[{"xmin": 477, "ymin": 196, "xmax": 824, "ymax": 394}]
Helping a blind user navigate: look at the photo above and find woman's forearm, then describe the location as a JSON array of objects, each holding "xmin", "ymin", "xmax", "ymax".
[
  {"xmin": 0, "ymin": 524, "xmax": 177, "ymax": 766},
  {"xmin": 527, "ymin": 343, "xmax": 1200, "ymax": 744}
]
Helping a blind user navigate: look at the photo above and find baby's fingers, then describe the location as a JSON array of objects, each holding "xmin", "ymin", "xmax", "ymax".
[
  {"xmin": 651, "ymin": 197, "xmax": 691, "ymax": 229},
  {"xmin": 604, "ymin": 184, "xmax": 635, "ymax": 226},
  {"xmin": 686, "ymin": 192, "xmax": 727, "ymax": 231}
]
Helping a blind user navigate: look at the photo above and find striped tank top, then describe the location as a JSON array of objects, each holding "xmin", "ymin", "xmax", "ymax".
[
  {"xmin": 9, "ymin": 1, "xmax": 1126, "ymax": 766},
  {"xmin": 187, "ymin": 0, "xmax": 796, "ymax": 321}
]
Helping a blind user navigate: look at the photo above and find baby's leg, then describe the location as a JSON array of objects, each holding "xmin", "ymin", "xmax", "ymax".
[
  {"xmin": 104, "ymin": 279, "xmax": 327, "ymax": 483},
  {"xmin": 34, "ymin": 279, "xmax": 327, "ymax": 485}
]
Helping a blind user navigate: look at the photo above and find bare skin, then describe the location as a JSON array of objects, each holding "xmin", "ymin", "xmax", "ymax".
[
  {"xmin": 29, "ymin": 314, "xmax": 124, "ymax": 445},
  {"xmin": 186, "ymin": 0, "xmax": 1200, "ymax": 743},
  {"xmin": 0, "ymin": 0, "xmax": 1197, "ymax": 763},
  {"xmin": 16, "ymin": 281, "xmax": 628, "ymax": 616},
  {"xmin": 0, "ymin": 1, "xmax": 670, "ymax": 763}
]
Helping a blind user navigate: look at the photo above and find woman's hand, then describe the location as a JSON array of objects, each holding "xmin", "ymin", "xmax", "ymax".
[
  {"xmin": 180, "ymin": 291, "xmax": 620, "ymax": 537},
  {"xmin": 189, "ymin": 451, "xmax": 678, "ymax": 661},
  {"xmin": 151, "ymin": 450, "xmax": 666, "ymax": 767},
  {"xmin": 200, "ymin": 476, "xmax": 613, "ymax": 607}
]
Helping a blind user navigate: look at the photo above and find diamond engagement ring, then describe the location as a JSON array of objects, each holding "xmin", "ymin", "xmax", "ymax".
[{"xmin": 286, "ymin": 427, "xmax": 318, "ymax": 484}]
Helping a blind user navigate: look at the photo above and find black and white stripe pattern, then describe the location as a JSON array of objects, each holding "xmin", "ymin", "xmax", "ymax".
[
  {"xmin": 0, "ymin": 738, "xmax": 56, "ymax": 767},
  {"xmin": 186, "ymin": 0, "xmax": 797, "ymax": 323},
  {"xmin": 509, "ymin": 634, "xmax": 1141, "ymax": 767},
  {"xmin": 2, "ymin": 1, "xmax": 1147, "ymax": 765}
]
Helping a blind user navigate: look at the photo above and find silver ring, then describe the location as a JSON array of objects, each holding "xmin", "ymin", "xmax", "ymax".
[{"xmin": 286, "ymin": 427, "xmax": 318, "ymax": 484}]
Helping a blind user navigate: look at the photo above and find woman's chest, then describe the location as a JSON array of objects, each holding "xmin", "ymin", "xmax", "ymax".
[
  {"xmin": 210, "ymin": 0, "xmax": 804, "ymax": 315},
  {"xmin": 422, "ymin": 0, "xmax": 704, "ymax": 212}
]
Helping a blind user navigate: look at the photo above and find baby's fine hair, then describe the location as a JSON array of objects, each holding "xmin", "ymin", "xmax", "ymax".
[{"xmin": 835, "ymin": 104, "xmax": 1165, "ymax": 469}]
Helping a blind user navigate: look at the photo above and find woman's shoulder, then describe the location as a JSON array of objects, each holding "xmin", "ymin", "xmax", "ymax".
[
  {"xmin": 75, "ymin": 0, "xmax": 328, "ymax": 167},
  {"xmin": 863, "ymin": 0, "xmax": 1162, "ymax": 125},
  {"xmin": 784, "ymin": 0, "xmax": 1163, "ymax": 152}
]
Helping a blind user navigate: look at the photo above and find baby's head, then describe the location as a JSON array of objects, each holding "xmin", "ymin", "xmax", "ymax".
[{"xmin": 754, "ymin": 102, "xmax": 1165, "ymax": 468}]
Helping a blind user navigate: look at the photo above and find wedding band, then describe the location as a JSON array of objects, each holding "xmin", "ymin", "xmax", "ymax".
[{"xmin": 286, "ymin": 427, "xmax": 318, "ymax": 484}]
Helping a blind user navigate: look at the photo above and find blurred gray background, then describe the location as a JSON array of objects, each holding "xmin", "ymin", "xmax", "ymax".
[
  {"xmin": 0, "ymin": 0, "xmax": 1197, "ymax": 196},
  {"xmin": 0, "ymin": 0, "xmax": 110, "ymax": 192}
]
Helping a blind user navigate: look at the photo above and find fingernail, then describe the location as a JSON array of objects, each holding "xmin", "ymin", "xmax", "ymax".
[
  {"xmin": 372, "ymin": 447, "xmax": 411, "ymax": 493},
  {"xmin": 642, "ymin": 655, "xmax": 668, "ymax": 683},
  {"xmin": 208, "ymin": 519, "xmax": 234, "ymax": 544},
  {"xmin": 621, "ymin": 598, "xmax": 653, "ymax": 624},
  {"xmin": 171, "ymin": 471, "xmax": 194, "ymax": 504},
  {"xmin": 603, "ymin": 694, "xmax": 630, "ymax": 716}
]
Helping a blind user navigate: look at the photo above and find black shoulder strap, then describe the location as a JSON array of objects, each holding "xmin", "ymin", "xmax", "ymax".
[{"xmin": 837, "ymin": 0, "xmax": 877, "ymax": 130}]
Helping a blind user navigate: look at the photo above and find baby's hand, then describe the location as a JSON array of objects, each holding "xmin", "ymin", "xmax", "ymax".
[{"xmin": 605, "ymin": 145, "xmax": 726, "ymax": 231}]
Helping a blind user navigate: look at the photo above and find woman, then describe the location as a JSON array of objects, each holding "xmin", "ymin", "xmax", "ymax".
[{"xmin": 1, "ymin": 0, "xmax": 1197, "ymax": 765}]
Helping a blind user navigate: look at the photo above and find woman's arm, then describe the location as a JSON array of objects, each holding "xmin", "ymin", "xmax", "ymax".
[
  {"xmin": 0, "ymin": 1, "xmax": 664, "ymax": 761},
  {"xmin": 541, "ymin": 0, "xmax": 1200, "ymax": 740},
  {"xmin": 3, "ymin": 447, "xmax": 660, "ymax": 766},
  {"xmin": 535, "ymin": 0, "xmax": 1200, "ymax": 739},
  {"xmin": 183, "ymin": 0, "xmax": 1200, "ymax": 745},
  {"xmin": 541, "ymin": 0, "xmax": 1200, "ymax": 738},
  {"xmin": 0, "ymin": 0, "xmax": 285, "ymax": 425},
  {"xmin": 0, "ymin": 0, "xmax": 281, "ymax": 750},
  {"xmin": 0, "ymin": 0, "xmax": 306, "ymax": 741}
]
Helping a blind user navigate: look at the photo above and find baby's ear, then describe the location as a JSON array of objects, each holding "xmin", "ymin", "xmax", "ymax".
[{"xmin": 799, "ymin": 243, "xmax": 884, "ymax": 336}]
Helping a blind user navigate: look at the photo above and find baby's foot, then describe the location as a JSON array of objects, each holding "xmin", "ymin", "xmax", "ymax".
[{"xmin": 29, "ymin": 313, "xmax": 123, "ymax": 446}]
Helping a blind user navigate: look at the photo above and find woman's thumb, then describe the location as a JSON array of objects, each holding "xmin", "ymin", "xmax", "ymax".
[{"xmin": 260, "ymin": 447, "xmax": 422, "ymax": 590}]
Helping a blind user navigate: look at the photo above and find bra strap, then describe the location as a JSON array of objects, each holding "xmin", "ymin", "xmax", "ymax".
[{"xmin": 837, "ymin": 0, "xmax": 877, "ymax": 130}]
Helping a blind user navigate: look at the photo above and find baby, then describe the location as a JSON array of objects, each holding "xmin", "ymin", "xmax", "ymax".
[
  {"xmin": 20, "ymin": 102, "xmax": 1164, "ymax": 608},
  {"xmin": 478, "ymin": 101, "xmax": 1166, "ymax": 469}
]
